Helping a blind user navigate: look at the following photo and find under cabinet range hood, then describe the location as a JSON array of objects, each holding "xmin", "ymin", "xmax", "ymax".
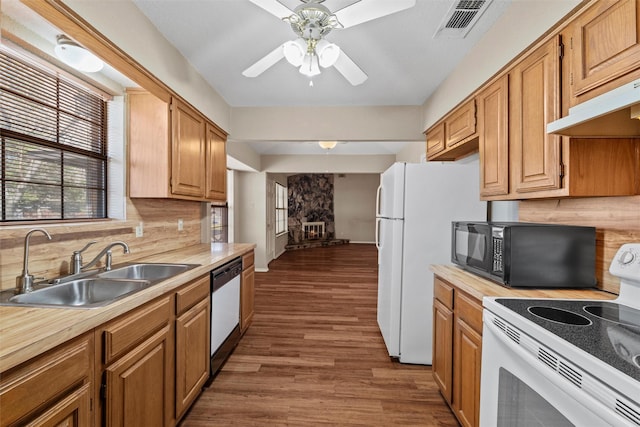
[{"xmin": 547, "ymin": 79, "xmax": 640, "ymax": 136}]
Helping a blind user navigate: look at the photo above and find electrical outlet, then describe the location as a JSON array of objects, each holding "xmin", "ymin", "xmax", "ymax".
[
  {"xmin": 135, "ymin": 222, "xmax": 144, "ymax": 237},
  {"xmin": 178, "ymin": 218, "xmax": 184, "ymax": 231}
]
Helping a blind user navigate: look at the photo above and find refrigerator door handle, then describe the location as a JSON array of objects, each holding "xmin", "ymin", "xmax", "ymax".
[
  {"xmin": 376, "ymin": 184, "xmax": 382, "ymax": 217},
  {"xmin": 375, "ymin": 218, "xmax": 381, "ymax": 250}
]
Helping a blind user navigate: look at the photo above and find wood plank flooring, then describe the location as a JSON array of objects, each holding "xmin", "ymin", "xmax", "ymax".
[{"xmin": 180, "ymin": 244, "xmax": 458, "ymax": 426}]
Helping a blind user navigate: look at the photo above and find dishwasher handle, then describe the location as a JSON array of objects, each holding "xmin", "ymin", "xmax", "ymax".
[{"xmin": 211, "ymin": 258, "xmax": 242, "ymax": 293}]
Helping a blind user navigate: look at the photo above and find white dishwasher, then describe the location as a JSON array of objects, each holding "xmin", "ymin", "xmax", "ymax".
[{"xmin": 209, "ymin": 257, "xmax": 242, "ymax": 379}]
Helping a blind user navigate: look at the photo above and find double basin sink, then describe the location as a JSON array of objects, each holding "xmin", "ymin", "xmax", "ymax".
[{"xmin": 0, "ymin": 263, "xmax": 200, "ymax": 309}]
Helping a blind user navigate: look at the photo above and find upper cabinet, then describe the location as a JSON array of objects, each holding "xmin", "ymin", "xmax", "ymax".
[
  {"xmin": 427, "ymin": 0, "xmax": 640, "ymax": 201},
  {"xmin": 128, "ymin": 90, "xmax": 228, "ymax": 202},
  {"xmin": 426, "ymin": 99, "xmax": 479, "ymax": 161},
  {"xmin": 567, "ymin": 0, "xmax": 640, "ymax": 106},
  {"xmin": 509, "ymin": 37, "xmax": 562, "ymax": 195},
  {"xmin": 477, "ymin": 75, "xmax": 509, "ymax": 198}
]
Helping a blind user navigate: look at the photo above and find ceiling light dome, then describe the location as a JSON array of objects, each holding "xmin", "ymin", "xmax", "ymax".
[
  {"xmin": 283, "ymin": 38, "xmax": 307, "ymax": 66},
  {"xmin": 54, "ymin": 35, "xmax": 103, "ymax": 73},
  {"xmin": 316, "ymin": 39, "xmax": 340, "ymax": 68},
  {"xmin": 299, "ymin": 54, "xmax": 320, "ymax": 77}
]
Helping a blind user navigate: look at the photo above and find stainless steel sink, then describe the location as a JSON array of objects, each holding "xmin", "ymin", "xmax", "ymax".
[
  {"xmin": 7, "ymin": 278, "xmax": 151, "ymax": 308},
  {"xmin": 97, "ymin": 263, "xmax": 199, "ymax": 281},
  {"xmin": 0, "ymin": 262, "xmax": 200, "ymax": 309}
]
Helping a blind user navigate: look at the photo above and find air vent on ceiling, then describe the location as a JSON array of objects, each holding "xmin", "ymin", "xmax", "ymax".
[{"xmin": 434, "ymin": 0, "xmax": 493, "ymax": 39}]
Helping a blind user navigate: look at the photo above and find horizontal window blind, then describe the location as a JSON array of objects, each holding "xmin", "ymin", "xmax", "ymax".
[{"xmin": 1, "ymin": 51, "xmax": 107, "ymax": 221}]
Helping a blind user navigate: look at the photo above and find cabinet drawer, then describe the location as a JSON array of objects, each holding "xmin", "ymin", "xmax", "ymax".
[
  {"xmin": 455, "ymin": 291, "xmax": 483, "ymax": 334},
  {"xmin": 176, "ymin": 275, "xmax": 210, "ymax": 315},
  {"xmin": 243, "ymin": 251, "xmax": 254, "ymax": 270},
  {"xmin": 0, "ymin": 333, "xmax": 93, "ymax": 426},
  {"xmin": 434, "ymin": 277, "xmax": 454, "ymax": 309},
  {"xmin": 102, "ymin": 296, "xmax": 171, "ymax": 364}
]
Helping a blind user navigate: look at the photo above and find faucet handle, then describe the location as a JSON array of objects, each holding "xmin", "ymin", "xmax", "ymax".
[
  {"xmin": 71, "ymin": 241, "xmax": 97, "ymax": 274},
  {"xmin": 74, "ymin": 240, "xmax": 97, "ymax": 255}
]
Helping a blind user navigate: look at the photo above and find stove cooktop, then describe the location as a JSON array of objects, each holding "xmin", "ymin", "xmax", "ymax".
[{"xmin": 496, "ymin": 298, "xmax": 640, "ymax": 383}]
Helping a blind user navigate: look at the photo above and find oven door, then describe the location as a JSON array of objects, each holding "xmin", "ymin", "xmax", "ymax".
[{"xmin": 480, "ymin": 310, "xmax": 625, "ymax": 427}]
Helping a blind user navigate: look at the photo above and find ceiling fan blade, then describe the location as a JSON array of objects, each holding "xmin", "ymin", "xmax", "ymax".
[
  {"xmin": 248, "ymin": 0, "xmax": 294, "ymax": 19},
  {"xmin": 333, "ymin": 51, "xmax": 368, "ymax": 86},
  {"xmin": 242, "ymin": 43, "xmax": 286, "ymax": 78},
  {"xmin": 335, "ymin": 0, "xmax": 416, "ymax": 28}
]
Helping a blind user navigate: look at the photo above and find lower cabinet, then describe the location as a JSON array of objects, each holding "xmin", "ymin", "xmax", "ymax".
[
  {"xmin": 98, "ymin": 296, "xmax": 174, "ymax": 427},
  {"xmin": 0, "ymin": 332, "xmax": 94, "ymax": 427},
  {"xmin": 241, "ymin": 250, "xmax": 255, "ymax": 334},
  {"xmin": 175, "ymin": 276, "xmax": 211, "ymax": 421},
  {"xmin": 1, "ymin": 272, "xmax": 216, "ymax": 427},
  {"xmin": 433, "ymin": 276, "xmax": 483, "ymax": 427}
]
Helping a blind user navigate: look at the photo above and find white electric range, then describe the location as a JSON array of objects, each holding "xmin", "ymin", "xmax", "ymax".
[{"xmin": 479, "ymin": 243, "xmax": 640, "ymax": 426}]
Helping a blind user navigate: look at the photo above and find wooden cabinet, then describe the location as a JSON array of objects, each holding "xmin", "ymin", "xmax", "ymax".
[
  {"xmin": 432, "ymin": 278, "xmax": 454, "ymax": 405},
  {"xmin": 241, "ymin": 251, "xmax": 255, "ymax": 334},
  {"xmin": 128, "ymin": 90, "xmax": 227, "ymax": 202},
  {"xmin": 433, "ymin": 276, "xmax": 483, "ymax": 427},
  {"xmin": 205, "ymin": 123, "xmax": 227, "ymax": 202},
  {"xmin": 175, "ymin": 276, "xmax": 211, "ymax": 421},
  {"xmin": 426, "ymin": 122, "xmax": 445, "ymax": 158},
  {"xmin": 0, "ymin": 333, "xmax": 93, "ymax": 427},
  {"xmin": 567, "ymin": 0, "xmax": 640, "ymax": 106},
  {"xmin": 98, "ymin": 296, "xmax": 173, "ymax": 427},
  {"xmin": 510, "ymin": 37, "xmax": 562, "ymax": 195},
  {"xmin": 426, "ymin": 100, "xmax": 479, "ymax": 161},
  {"xmin": 477, "ymin": 75, "xmax": 509, "ymax": 198},
  {"xmin": 171, "ymin": 98, "xmax": 206, "ymax": 198}
]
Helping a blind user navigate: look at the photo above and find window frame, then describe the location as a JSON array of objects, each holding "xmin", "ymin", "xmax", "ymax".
[
  {"xmin": 275, "ymin": 182, "xmax": 287, "ymax": 236},
  {"xmin": 1, "ymin": 49, "xmax": 109, "ymax": 223}
]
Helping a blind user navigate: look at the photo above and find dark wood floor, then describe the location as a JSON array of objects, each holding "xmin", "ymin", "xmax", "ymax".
[{"xmin": 180, "ymin": 244, "xmax": 459, "ymax": 426}]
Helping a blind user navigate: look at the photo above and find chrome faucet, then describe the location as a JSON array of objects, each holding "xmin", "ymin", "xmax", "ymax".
[
  {"xmin": 16, "ymin": 228, "xmax": 52, "ymax": 294},
  {"xmin": 75, "ymin": 241, "xmax": 130, "ymax": 273}
]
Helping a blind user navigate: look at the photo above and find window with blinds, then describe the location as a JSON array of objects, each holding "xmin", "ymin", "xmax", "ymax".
[{"xmin": 0, "ymin": 50, "xmax": 107, "ymax": 222}]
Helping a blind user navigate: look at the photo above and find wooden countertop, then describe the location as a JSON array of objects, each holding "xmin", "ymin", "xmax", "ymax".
[
  {"xmin": 0, "ymin": 243, "xmax": 255, "ymax": 373},
  {"xmin": 430, "ymin": 264, "xmax": 617, "ymax": 302}
]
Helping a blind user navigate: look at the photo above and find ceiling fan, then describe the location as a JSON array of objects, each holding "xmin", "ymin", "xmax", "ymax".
[{"xmin": 243, "ymin": 0, "xmax": 416, "ymax": 86}]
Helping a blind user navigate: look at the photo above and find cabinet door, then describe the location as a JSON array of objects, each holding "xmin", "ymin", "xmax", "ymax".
[
  {"xmin": 477, "ymin": 75, "xmax": 509, "ymax": 198},
  {"xmin": 241, "ymin": 267, "xmax": 255, "ymax": 333},
  {"xmin": 171, "ymin": 98, "xmax": 206, "ymax": 198},
  {"xmin": 104, "ymin": 325, "xmax": 172, "ymax": 427},
  {"xmin": 510, "ymin": 37, "xmax": 562, "ymax": 194},
  {"xmin": 453, "ymin": 318, "xmax": 482, "ymax": 427},
  {"xmin": 570, "ymin": 0, "xmax": 640, "ymax": 100},
  {"xmin": 205, "ymin": 123, "xmax": 227, "ymax": 202},
  {"xmin": 25, "ymin": 383, "xmax": 91, "ymax": 427},
  {"xmin": 176, "ymin": 298, "xmax": 210, "ymax": 420},
  {"xmin": 445, "ymin": 99, "xmax": 476, "ymax": 148},
  {"xmin": 0, "ymin": 333, "xmax": 93, "ymax": 427},
  {"xmin": 426, "ymin": 122, "xmax": 446, "ymax": 159},
  {"xmin": 432, "ymin": 298, "xmax": 453, "ymax": 404}
]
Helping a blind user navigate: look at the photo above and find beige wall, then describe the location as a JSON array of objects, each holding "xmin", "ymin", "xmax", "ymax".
[
  {"xmin": 262, "ymin": 155, "xmax": 395, "ymax": 174},
  {"xmin": 234, "ymin": 171, "xmax": 268, "ymax": 271},
  {"xmin": 334, "ymin": 174, "xmax": 379, "ymax": 243},
  {"xmin": 62, "ymin": 0, "xmax": 232, "ymax": 131}
]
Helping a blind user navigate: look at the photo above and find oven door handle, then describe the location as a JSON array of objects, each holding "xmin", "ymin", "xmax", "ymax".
[{"xmin": 483, "ymin": 312, "xmax": 635, "ymax": 427}]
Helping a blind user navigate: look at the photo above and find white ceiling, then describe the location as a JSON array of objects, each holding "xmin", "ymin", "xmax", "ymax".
[
  {"xmin": 131, "ymin": 0, "xmax": 511, "ymax": 108},
  {"xmin": 3, "ymin": 0, "xmax": 513, "ymax": 157}
]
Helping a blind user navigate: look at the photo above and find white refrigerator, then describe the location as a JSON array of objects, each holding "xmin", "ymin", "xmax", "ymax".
[{"xmin": 375, "ymin": 157, "xmax": 486, "ymax": 364}]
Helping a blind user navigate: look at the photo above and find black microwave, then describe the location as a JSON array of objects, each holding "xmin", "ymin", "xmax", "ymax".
[{"xmin": 451, "ymin": 221, "xmax": 597, "ymax": 288}]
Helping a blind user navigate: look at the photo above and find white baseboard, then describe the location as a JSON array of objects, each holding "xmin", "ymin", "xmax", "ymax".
[
  {"xmin": 349, "ymin": 241, "xmax": 376, "ymax": 245},
  {"xmin": 255, "ymin": 267, "xmax": 269, "ymax": 273}
]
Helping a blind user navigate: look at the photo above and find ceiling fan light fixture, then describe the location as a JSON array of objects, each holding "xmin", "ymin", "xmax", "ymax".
[
  {"xmin": 316, "ymin": 39, "xmax": 340, "ymax": 68},
  {"xmin": 283, "ymin": 38, "xmax": 307, "ymax": 66},
  {"xmin": 54, "ymin": 35, "xmax": 103, "ymax": 73},
  {"xmin": 299, "ymin": 54, "xmax": 320, "ymax": 77},
  {"xmin": 318, "ymin": 140, "xmax": 337, "ymax": 150}
]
